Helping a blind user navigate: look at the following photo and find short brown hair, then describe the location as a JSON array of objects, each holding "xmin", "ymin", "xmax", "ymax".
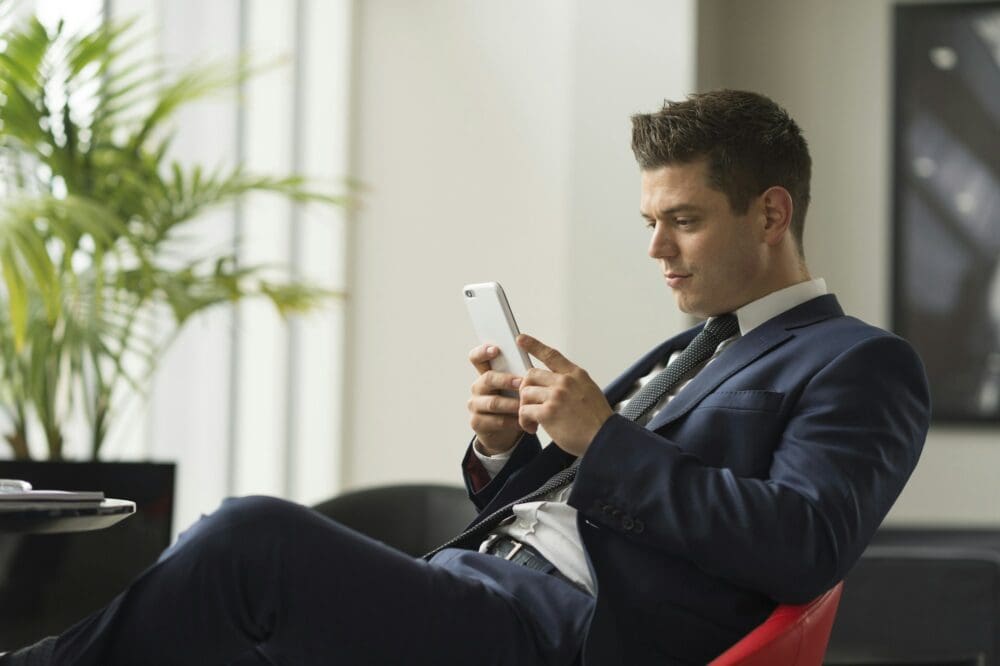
[{"xmin": 631, "ymin": 90, "xmax": 811, "ymax": 253}]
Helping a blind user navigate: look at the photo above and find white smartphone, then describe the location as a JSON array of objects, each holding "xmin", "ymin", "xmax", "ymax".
[{"xmin": 463, "ymin": 282, "xmax": 533, "ymax": 385}]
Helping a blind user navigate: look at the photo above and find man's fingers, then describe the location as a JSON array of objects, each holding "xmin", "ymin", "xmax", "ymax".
[
  {"xmin": 517, "ymin": 385, "xmax": 550, "ymax": 405},
  {"xmin": 470, "ymin": 413, "xmax": 521, "ymax": 433},
  {"xmin": 472, "ymin": 370, "xmax": 522, "ymax": 394},
  {"xmin": 517, "ymin": 334, "xmax": 575, "ymax": 373},
  {"xmin": 467, "ymin": 394, "xmax": 520, "ymax": 415},
  {"xmin": 517, "ymin": 404, "xmax": 541, "ymax": 434},
  {"xmin": 468, "ymin": 344, "xmax": 501, "ymax": 374}
]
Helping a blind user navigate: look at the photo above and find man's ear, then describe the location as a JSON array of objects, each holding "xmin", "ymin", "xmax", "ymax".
[{"xmin": 760, "ymin": 186, "xmax": 794, "ymax": 246}]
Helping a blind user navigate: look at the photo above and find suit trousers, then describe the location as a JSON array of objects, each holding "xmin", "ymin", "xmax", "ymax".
[{"xmin": 44, "ymin": 496, "xmax": 593, "ymax": 666}]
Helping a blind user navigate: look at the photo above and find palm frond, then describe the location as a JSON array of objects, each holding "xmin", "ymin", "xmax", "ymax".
[{"xmin": 128, "ymin": 59, "xmax": 245, "ymax": 152}]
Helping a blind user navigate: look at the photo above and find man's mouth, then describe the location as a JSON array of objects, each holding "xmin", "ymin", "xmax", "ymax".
[{"xmin": 665, "ymin": 272, "xmax": 690, "ymax": 288}]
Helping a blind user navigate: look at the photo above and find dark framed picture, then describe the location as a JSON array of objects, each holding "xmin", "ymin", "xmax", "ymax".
[{"xmin": 892, "ymin": 1, "xmax": 1000, "ymax": 422}]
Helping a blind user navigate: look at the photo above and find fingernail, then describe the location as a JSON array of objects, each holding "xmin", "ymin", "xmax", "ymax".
[
  {"xmin": 511, "ymin": 378, "xmax": 521, "ymax": 388},
  {"xmin": 487, "ymin": 346, "xmax": 497, "ymax": 354}
]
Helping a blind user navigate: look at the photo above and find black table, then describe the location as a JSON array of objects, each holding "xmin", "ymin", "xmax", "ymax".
[{"xmin": 0, "ymin": 499, "xmax": 135, "ymax": 534}]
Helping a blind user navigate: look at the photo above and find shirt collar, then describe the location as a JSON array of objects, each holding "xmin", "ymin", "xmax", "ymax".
[{"xmin": 718, "ymin": 278, "xmax": 828, "ymax": 336}]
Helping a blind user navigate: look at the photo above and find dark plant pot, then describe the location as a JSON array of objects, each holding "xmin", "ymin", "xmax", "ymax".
[{"xmin": 0, "ymin": 460, "xmax": 175, "ymax": 649}]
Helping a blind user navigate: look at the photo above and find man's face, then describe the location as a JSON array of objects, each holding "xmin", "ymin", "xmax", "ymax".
[{"xmin": 640, "ymin": 160, "xmax": 767, "ymax": 318}]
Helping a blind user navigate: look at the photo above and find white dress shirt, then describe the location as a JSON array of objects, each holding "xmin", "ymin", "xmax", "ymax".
[{"xmin": 474, "ymin": 278, "xmax": 829, "ymax": 595}]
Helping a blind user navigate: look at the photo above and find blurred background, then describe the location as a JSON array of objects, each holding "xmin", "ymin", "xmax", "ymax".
[{"xmin": 1, "ymin": 0, "xmax": 997, "ymax": 540}]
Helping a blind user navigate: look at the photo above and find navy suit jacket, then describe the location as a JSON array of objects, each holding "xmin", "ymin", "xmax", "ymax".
[{"xmin": 461, "ymin": 294, "xmax": 931, "ymax": 665}]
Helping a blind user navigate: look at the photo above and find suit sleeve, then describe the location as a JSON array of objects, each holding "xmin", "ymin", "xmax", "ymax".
[{"xmin": 568, "ymin": 334, "xmax": 930, "ymax": 603}]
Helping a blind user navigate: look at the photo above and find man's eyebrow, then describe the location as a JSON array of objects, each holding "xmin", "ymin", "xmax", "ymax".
[{"xmin": 640, "ymin": 204, "xmax": 702, "ymax": 219}]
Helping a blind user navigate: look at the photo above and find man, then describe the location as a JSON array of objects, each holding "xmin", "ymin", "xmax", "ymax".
[{"xmin": 3, "ymin": 90, "xmax": 930, "ymax": 665}]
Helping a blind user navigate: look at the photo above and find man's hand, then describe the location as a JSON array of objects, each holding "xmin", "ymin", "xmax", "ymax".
[
  {"xmin": 467, "ymin": 344, "xmax": 523, "ymax": 455},
  {"xmin": 516, "ymin": 334, "xmax": 614, "ymax": 457}
]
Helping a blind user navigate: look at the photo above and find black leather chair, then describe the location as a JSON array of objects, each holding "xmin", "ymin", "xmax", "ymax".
[
  {"xmin": 311, "ymin": 484, "xmax": 477, "ymax": 557},
  {"xmin": 825, "ymin": 545, "xmax": 1000, "ymax": 666}
]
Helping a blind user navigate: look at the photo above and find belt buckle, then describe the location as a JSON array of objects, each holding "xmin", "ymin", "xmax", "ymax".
[
  {"xmin": 481, "ymin": 533, "xmax": 501, "ymax": 553},
  {"xmin": 503, "ymin": 541, "xmax": 524, "ymax": 561}
]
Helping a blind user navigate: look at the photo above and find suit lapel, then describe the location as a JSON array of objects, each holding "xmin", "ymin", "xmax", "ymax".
[
  {"xmin": 644, "ymin": 326, "xmax": 793, "ymax": 431},
  {"xmin": 644, "ymin": 294, "xmax": 845, "ymax": 432}
]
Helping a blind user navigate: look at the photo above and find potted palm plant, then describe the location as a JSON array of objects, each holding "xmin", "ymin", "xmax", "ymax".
[
  {"xmin": 0, "ymin": 6, "xmax": 344, "ymax": 647},
  {"xmin": 0, "ymin": 11, "xmax": 341, "ymax": 462}
]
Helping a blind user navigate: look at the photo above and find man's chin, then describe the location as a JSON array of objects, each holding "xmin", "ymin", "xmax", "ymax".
[
  {"xmin": 677, "ymin": 296, "xmax": 701, "ymax": 317},
  {"xmin": 674, "ymin": 297, "xmax": 711, "ymax": 320},
  {"xmin": 673, "ymin": 295, "xmax": 696, "ymax": 315}
]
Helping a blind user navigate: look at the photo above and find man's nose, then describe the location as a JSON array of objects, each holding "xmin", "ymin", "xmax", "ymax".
[{"xmin": 648, "ymin": 224, "xmax": 678, "ymax": 259}]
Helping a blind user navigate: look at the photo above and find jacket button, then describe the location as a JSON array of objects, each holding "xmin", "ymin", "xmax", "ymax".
[{"xmin": 622, "ymin": 516, "xmax": 635, "ymax": 531}]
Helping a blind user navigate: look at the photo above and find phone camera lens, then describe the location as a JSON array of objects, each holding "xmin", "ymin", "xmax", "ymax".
[{"xmin": 464, "ymin": 290, "xmax": 474, "ymax": 297}]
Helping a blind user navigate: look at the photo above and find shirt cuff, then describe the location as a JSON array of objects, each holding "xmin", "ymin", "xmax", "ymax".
[{"xmin": 472, "ymin": 437, "xmax": 518, "ymax": 478}]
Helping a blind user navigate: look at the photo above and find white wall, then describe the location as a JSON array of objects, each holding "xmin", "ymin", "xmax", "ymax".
[
  {"xmin": 345, "ymin": 0, "xmax": 695, "ymax": 489},
  {"xmin": 565, "ymin": 1, "xmax": 698, "ymax": 383},
  {"xmin": 698, "ymin": 0, "xmax": 1000, "ymax": 525}
]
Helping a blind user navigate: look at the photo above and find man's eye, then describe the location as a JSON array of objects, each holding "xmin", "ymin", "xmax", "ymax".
[
  {"xmin": 675, "ymin": 218, "xmax": 695, "ymax": 227},
  {"xmin": 644, "ymin": 219, "xmax": 656, "ymax": 229}
]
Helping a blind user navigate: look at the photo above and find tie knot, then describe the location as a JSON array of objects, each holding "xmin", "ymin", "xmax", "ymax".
[{"xmin": 703, "ymin": 313, "xmax": 739, "ymax": 342}]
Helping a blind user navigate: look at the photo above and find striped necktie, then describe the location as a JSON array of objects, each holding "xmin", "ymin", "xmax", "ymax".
[{"xmin": 619, "ymin": 313, "xmax": 739, "ymax": 423}]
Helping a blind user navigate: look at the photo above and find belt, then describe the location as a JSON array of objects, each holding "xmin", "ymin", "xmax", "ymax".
[{"xmin": 483, "ymin": 534, "xmax": 576, "ymax": 587}]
